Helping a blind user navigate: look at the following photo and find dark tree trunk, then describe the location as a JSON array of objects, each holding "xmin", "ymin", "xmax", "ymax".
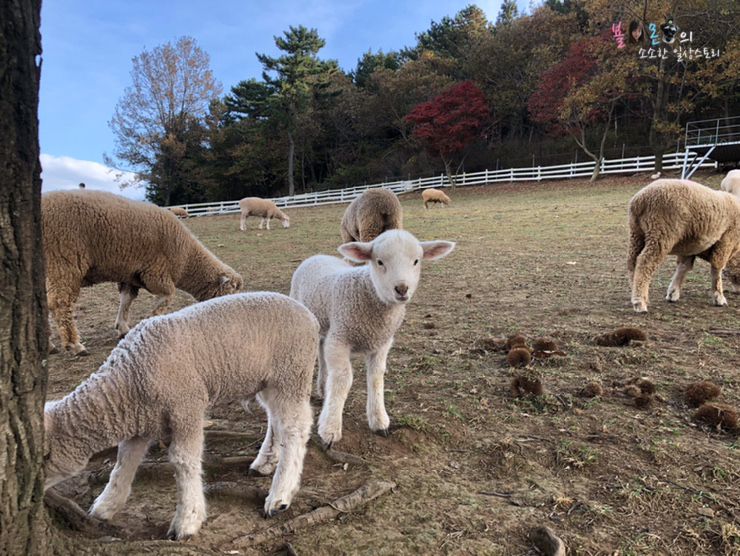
[
  {"xmin": 287, "ymin": 130, "xmax": 295, "ymax": 196},
  {"xmin": 649, "ymin": 55, "xmax": 668, "ymax": 173},
  {"xmin": 0, "ymin": 1, "xmax": 52, "ymax": 554}
]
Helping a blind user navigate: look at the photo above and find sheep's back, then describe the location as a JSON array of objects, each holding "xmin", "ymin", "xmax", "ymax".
[
  {"xmin": 42, "ymin": 190, "xmax": 190, "ymax": 284},
  {"xmin": 115, "ymin": 292, "xmax": 319, "ymax": 409}
]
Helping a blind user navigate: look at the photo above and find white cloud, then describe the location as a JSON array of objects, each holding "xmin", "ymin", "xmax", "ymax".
[{"xmin": 40, "ymin": 154, "xmax": 146, "ymax": 200}]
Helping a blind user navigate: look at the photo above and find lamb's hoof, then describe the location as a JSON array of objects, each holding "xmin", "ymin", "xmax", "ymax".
[
  {"xmin": 264, "ymin": 503, "xmax": 289, "ymax": 518},
  {"xmin": 49, "ymin": 344, "xmax": 59, "ymax": 354},
  {"xmin": 166, "ymin": 527, "xmax": 195, "ymax": 541},
  {"xmin": 632, "ymin": 302, "xmax": 648, "ymax": 313},
  {"xmin": 713, "ymin": 295, "xmax": 728, "ymax": 307},
  {"xmin": 321, "ymin": 439, "xmax": 334, "ymax": 451},
  {"xmin": 666, "ymin": 291, "xmax": 680, "ymax": 303},
  {"xmin": 71, "ymin": 346, "xmax": 89, "ymax": 357},
  {"xmin": 247, "ymin": 466, "xmax": 270, "ymax": 477},
  {"xmin": 374, "ymin": 428, "xmax": 390, "ymax": 438}
]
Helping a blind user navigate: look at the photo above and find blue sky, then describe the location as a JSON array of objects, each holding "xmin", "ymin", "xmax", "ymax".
[{"xmin": 40, "ymin": 0, "xmax": 527, "ymax": 199}]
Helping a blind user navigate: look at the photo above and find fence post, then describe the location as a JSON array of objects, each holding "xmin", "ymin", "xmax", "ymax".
[
  {"xmin": 537, "ymin": 166, "xmax": 541, "ymax": 181},
  {"xmin": 485, "ymin": 168, "xmax": 489, "ymax": 183}
]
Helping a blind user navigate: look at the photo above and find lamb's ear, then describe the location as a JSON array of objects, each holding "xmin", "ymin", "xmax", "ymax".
[
  {"xmin": 421, "ymin": 241, "xmax": 456, "ymax": 260},
  {"xmin": 338, "ymin": 241, "xmax": 373, "ymax": 262}
]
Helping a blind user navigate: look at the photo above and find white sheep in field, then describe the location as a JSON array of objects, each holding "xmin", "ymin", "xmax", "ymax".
[
  {"xmin": 290, "ymin": 230, "xmax": 455, "ymax": 448},
  {"xmin": 340, "ymin": 189, "xmax": 403, "ymax": 242},
  {"xmin": 42, "ymin": 190, "xmax": 242, "ymax": 355},
  {"xmin": 421, "ymin": 188, "xmax": 451, "ymax": 209},
  {"xmin": 44, "ymin": 292, "xmax": 319, "ymax": 540},
  {"xmin": 627, "ymin": 179, "xmax": 740, "ymax": 312},
  {"xmin": 721, "ymin": 169, "xmax": 740, "ymax": 197},
  {"xmin": 239, "ymin": 197, "xmax": 290, "ymax": 230}
]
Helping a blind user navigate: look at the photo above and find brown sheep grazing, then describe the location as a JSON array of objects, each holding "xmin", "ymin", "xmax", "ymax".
[
  {"xmin": 42, "ymin": 190, "xmax": 243, "ymax": 355},
  {"xmin": 168, "ymin": 206, "xmax": 189, "ymax": 219},
  {"xmin": 627, "ymin": 179, "xmax": 740, "ymax": 312},
  {"xmin": 239, "ymin": 197, "xmax": 290, "ymax": 230},
  {"xmin": 340, "ymin": 189, "xmax": 403, "ymax": 242},
  {"xmin": 422, "ymin": 188, "xmax": 451, "ymax": 209}
]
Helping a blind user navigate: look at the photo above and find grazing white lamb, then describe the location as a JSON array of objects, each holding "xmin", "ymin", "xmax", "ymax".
[
  {"xmin": 44, "ymin": 292, "xmax": 319, "ymax": 540},
  {"xmin": 421, "ymin": 188, "xmax": 451, "ymax": 209},
  {"xmin": 290, "ymin": 230, "xmax": 455, "ymax": 448},
  {"xmin": 239, "ymin": 197, "xmax": 290, "ymax": 230},
  {"xmin": 628, "ymin": 179, "xmax": 740, "ymax": 312}
]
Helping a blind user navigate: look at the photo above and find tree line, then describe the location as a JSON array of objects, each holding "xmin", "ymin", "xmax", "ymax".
[{"xmin": 108, "ymin": 0, "xmax": 740, "ymax": 205}]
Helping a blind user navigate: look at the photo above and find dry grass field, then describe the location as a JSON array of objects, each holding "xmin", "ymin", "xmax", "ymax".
[{"xmin": 46, "ymin": 172, "xmax": 739, "ymax": 555}]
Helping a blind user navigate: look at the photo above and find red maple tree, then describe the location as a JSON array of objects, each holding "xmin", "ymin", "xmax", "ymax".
[
  {"xmin": 405, "ymin": 81, "xmax": 489, "ymax": 187},
  {"xmin": 529, "ymin": 36, "xmax": 632, "ymax": 180}
]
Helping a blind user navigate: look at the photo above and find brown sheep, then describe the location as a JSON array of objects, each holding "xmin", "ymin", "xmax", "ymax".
[
  {"xmin": 422, "ymin": 188, "xmax": 451, "ymax": 209},
  {"xmin": 168, "ymin": 206, "xmax": 189, "ymax": 218},
  {"xmin": 627, "ymin": 179, "xmax": 740, "ymax": 312},
  {"xmin": 239, "ymin": 197, "xmax": 290, "ymax": 230},
  {"xmin": 340, "ymin": 189, "xmax": 403, "ymax": 242},
  {"xmin": 42, "ymin": 190, "xmax": 243, "ymax": 355}
]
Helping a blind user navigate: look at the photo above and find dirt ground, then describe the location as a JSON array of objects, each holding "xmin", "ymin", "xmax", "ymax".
[{"xmin": 46, "ymin": 172, "xmax": 739, "ymax": 555}]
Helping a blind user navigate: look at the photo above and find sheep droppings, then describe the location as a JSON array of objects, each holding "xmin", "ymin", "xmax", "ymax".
[
  {"xmin": 685, "ymin": 381, "xmax": 721, "ymax": 407},
  {"xmin": 594, "ymin": 327, "xmax": 647, "ymax": 347},
  {"xmin": 507, "ymin": 347, "xmax": 532, "ymax": 367},
  {"xmin": 694, "ymin": 403, "xmax": 738, "ymax": 432}
]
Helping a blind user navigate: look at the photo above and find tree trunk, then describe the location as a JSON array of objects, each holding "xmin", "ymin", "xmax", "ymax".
[
  {"xmin": 649, "ymin": 55, "xmax": 667, "ymax": 173},
  {"xmin": 590, "ymin": 158, "xmax": 602, "ymax": 181},
  {"xmin": 0, "ymin": 1, "xmax": 53, "ymax": 554},
  {"xmin": 442, "ymin": 158, "xmax": 456, "ymax": 189},
  {"xmin": 287, "ymin": 130, "xmax": 295, "ymax": 196}
]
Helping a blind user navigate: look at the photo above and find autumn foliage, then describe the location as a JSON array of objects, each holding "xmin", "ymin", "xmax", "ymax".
[{"xmin": 405, "ymin": 81, "xmax": 489, "ymax": 183}]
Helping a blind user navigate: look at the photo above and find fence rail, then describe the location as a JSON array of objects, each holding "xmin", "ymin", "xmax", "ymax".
[{"xmin": 168, "ymin": 150, "xmax": 717, "ymax": 217}]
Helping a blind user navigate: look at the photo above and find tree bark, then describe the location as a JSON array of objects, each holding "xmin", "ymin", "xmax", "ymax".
[
  {"xmin": 0, "ymin": 1, "xmax": 54, "ymax": 553},
  {"xmin": 287, "ymin": 130, "xmax": 295, "ymax": 196}
]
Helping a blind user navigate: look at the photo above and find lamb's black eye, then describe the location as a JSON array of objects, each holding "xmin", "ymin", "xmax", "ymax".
[
  {"xmin": 377, "ymin": 260, "xmax": 384, "ymax": 266},
  {"xmin": 413, "ymin": 259, "xmax": 419, "ymax": 266}
]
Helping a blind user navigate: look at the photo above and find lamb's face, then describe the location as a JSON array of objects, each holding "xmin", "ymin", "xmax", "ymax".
[
  {"xmin": 44, "ymin": 404, "xmax": 89, "ymax": 490},
  {"xmin": 281, "ymin": 216, "xmax": 290, "ymax": 229},
  {"xmin": 213, "ymin": 271, "xmax": 243, "ymax": 298},
  {"xmin": 339, "ymin": 230, "xmax": 456, "ymax": 305}
]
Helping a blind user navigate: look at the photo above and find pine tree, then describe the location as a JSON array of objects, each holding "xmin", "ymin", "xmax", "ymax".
[
  {"xmin": 496, "ymin": 0, "xmax": 519, "ymax": 25},
  {"xmin": 255, "ymin": 26, "xmax": 338, "ymax": 195}
]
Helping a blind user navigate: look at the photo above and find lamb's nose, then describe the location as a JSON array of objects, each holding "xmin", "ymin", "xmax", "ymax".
[{"xmin": 395, "ymin": 284, "xmax": 408, "ymax": 296}]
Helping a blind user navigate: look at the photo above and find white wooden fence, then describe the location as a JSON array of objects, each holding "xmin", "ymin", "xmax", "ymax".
[{"xmin": 168, "ymin": 150, "xmax": 717, "ymax": 217}]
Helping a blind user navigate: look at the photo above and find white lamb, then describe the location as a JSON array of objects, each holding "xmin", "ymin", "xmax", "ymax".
[
  {"xmin": 44, "ymin": 292, "xmax": 319, "ymax": 540},
  {"xmin": 721, "ymin": 169, "xmax": 740, "ymax": 197},
  {"xmin": 290, "ymin": 230, "xmax": 455, "ymax": 448},
  {"xmin": 239, "ymin": 197, "xmax": 290, "ymax": 231}
]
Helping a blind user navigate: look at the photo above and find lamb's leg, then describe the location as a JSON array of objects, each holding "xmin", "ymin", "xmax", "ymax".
[
  {"xmin": 262, "ymin": 390, "xmax": 312, "ymax": 517},
  {"xmin": 239, "ymin": 212, "xmax": 247, "ymax": 231},
  {"xmin": 315, "ymin": 338, "xmax": 327, "ymax": 399},
  {"xmin": 249, "ymin": 393, "xmax": 279, "ymax": 476},
  {"xmin": 89, "ymin": 436, "xmax": 150, "ymax": 520},
  {"xmin": 709, "ymin": 238, "xmax": 734, "ymax": 306},
  {"xmin": 318, "ymin": 339, "xmax": 353, "ymax": 448},
  {"xmin": 424, "ymin": 200, "xmax": 429, "ymax": 210},
  {"xmin": 627, "ymin": 219, "xmax": 645, "ymax": 291},
  {"xmin": 666, "ymin": 256, "xmax": 694, "ymax": 302},
  {"xmin": 631, "ymin": 239, "xmax": 669, "ymax": 312},
  {"xmin": 47, "ymin": 283, "xmax": 87, "ymax": 356},
  {"xmin": 265, "ymin": 217, "xmax": 271, "ymax": 230},
  {"xmin": 142, "ymin": 272, "xmax": 176, "ymax": 317},
  {"xmin": 259, "ymin": 218, "xmax": 265, "ymax": 230},
  {"xmin": 114, "ymin": 283, "xmax": 139, "ymax": 337},
  {"xmin": 365, "ymin": 339, "xmax": 393, "ymax": 436},
  {"xmin": 167, "ymin": 422, "xmax": 206, "ymax": 540}
]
